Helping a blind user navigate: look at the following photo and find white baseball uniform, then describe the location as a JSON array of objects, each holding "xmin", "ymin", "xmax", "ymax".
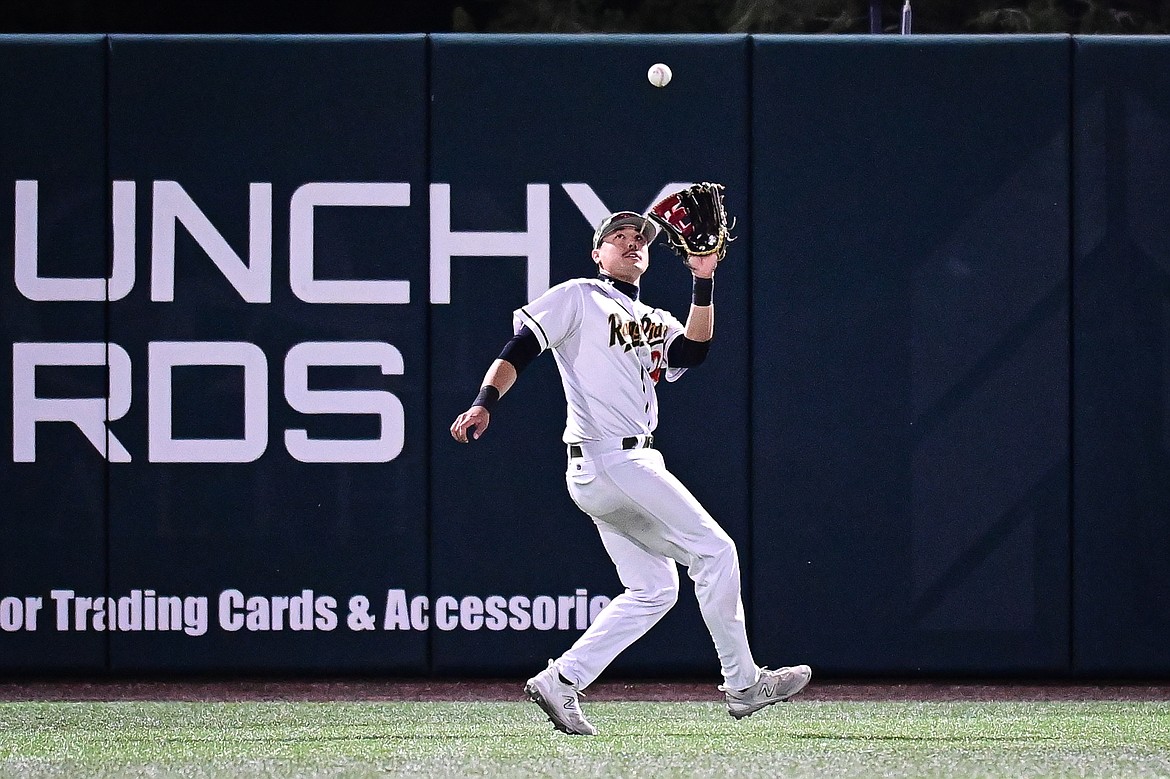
[{"xmin": 515, "ymin": 276, "xmax": 760, "ymax": 691}]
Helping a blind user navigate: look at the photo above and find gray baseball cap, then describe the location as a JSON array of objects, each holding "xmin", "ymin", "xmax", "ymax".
[{"xmin": 592, "ymin": 211, "xmax": 659, "ymax": 249}]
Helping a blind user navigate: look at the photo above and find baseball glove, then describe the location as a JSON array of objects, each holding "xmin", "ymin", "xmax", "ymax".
[{"xmin": 647, "ymin": 182, "xmax": 734, "ymax": 262}]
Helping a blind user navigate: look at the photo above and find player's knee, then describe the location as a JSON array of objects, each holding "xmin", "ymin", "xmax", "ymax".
[
  {"xmin": 633, "ymin": 582, "xmax": 678, "ymax": 612},
  {"xmin": 702, "ymin": 534, "xmax": 741, "ymax": 572},
  {"xmin": 657, "ymin": 582, "xmax": 680, "ymax": 611}
]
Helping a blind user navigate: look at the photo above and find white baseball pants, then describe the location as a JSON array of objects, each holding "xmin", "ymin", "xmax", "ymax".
[{"xmin": 555, "ymin": 438, "xmax": 759, "ymax": 691}]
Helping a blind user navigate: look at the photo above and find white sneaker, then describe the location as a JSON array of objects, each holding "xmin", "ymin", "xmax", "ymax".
[
  {"xmin": 721, "ymin": 665, "xmax": 812, "ymax": 719},
  {"xmin": 524, "ymin": 660, "xmax": 598, "ymax": 736}
]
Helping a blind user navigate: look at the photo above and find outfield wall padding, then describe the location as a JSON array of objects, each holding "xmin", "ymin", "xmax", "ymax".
[
  {"xmin": 0, "ymin": 36, "xmax": 110, "ymax": 671},
  {"xmin": 102, "ymin": 35, "xmax": 431, "ymax": 672},
  {"xmin": 749, "ymin": 35, "xmax": 1071, "ymax": 675},
  {"xmin": 0, "ymin": 33, "xmax": 1166, "ymax": 677},
  {"xmin": 426, "ymin": 34, "xmax": 751, "ymax": 678},
  {"xmin": 1073, "ymin": 36, "xmax": 1170, "ymax": 676}
]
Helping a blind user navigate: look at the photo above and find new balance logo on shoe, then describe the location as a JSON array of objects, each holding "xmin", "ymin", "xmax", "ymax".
[
  {"xmin": 722, "ymin": 665, "xmax": 812, "ymax": 720},
  {"xmin": 523, "ymin": 660, "xmax": 598, "ymax": 736}
]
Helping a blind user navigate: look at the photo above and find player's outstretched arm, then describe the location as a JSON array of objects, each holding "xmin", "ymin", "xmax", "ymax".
[
  {"xmin": 450, "ymin": 359, "xmax": 518, "ymax": 443},
  {"xmin": 666, "ymin": 259, "xmax": 718, "ymax": 370},
  {"xmin": 684, "ymin": 254, "xmax": 717, "ymax": 343}
]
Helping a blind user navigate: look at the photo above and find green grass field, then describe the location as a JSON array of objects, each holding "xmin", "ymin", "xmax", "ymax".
[{"xmin": 1, "ymin": 699, "xmax": 1168, "ymax": 778}]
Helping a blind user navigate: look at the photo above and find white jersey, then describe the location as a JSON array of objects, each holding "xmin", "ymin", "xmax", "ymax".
[{"xmin": 514, "ymin": 278, "xmax": 688, "ymax": 444}]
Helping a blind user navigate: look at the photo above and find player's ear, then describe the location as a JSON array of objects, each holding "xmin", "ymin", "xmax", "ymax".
[{"xmin": 591, "ymin": 249, "xmax": 601, "ymax": 263}]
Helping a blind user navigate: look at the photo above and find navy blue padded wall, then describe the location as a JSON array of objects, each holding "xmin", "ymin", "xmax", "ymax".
[
  {"xmin": 750, "ymin": 36, "xmax": 1071, "ymax": 674},
  {"xmin": 0, "ymin": 36, "xmax": 108, "ymax": 670},
  {"xmin": 1073, "ymin": 37, "xmax": 1170, "ymax": 676},
  {"xmin": 16, "ymin": 32, "xmax": 1170, "ymax": 679},
  {"xmin": 429, "ymin": 34, "xmax": 750, "ymax": 679},
  {"xmin": 104, "ymin": 35, "xmax": 429, "ymax": 671}
]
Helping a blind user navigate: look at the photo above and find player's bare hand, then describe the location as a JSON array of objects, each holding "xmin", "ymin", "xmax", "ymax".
[
  {"xmin": 686, "ymin": 253, "xmax": 718, "ymax": 278},
  {"xmin": 451, "ymin": 406, "xmax": 490, "ymax": 443}
]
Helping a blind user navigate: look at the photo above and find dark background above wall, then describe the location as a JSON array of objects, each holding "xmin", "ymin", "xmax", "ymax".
[{"xmin": 1, "ymin": 0, "xmax": 1168, "ymax": 35}]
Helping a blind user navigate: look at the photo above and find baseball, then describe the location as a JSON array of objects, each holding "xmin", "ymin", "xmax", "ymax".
[{"xmin": 647, "ymin": 63, "xmax": 672, "ymax": 88}]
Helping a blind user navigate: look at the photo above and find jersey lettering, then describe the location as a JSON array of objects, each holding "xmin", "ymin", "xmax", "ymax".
[
  {"xmin": 640, "ymin": 316, "xmax": 668, "ymax": 345},
  {"xmin": 608, "ymin": 313, "xmax": 642, "ymax": 349},
  {"xmin": 608, "ymin": 313, "xmax": 669, "ymax": 353}
]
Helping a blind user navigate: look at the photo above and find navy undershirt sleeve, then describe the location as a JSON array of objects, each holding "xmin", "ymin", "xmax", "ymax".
[
  {"xmin": 667, "ymin": 336, "xmax": 711, "ymax": 368},
  {"xmin": 498, "ymin": 326, "xmax": 541, "ymax": 374}
]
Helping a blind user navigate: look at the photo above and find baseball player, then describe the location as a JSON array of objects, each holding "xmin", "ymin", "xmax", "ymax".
[{"xmin": 450, "ymin": 206, "xmax": 811, "ymax": 736}]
